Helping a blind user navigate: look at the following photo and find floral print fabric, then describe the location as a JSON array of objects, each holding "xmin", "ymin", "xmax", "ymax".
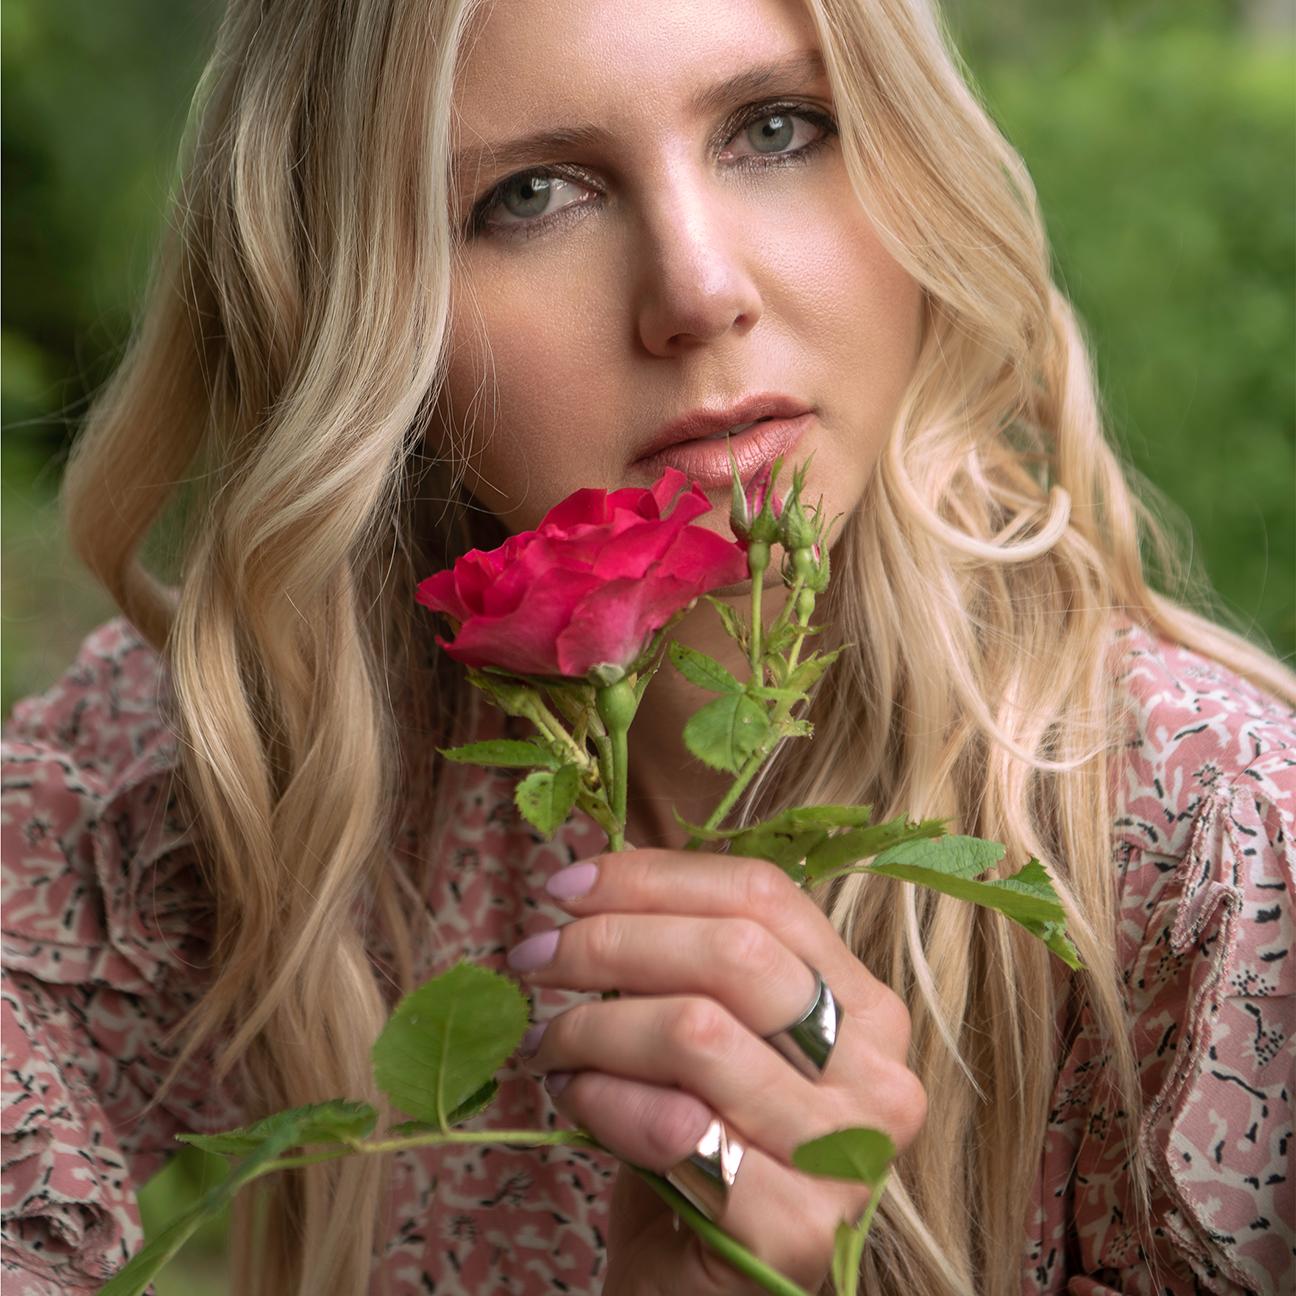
[{"xmin": 2, "ymin": 619, "xmax": 1292, "ymax": 1294}]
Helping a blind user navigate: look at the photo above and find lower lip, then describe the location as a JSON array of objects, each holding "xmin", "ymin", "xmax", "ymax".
[{"xmin": 635, "ymin": 413, "xmax": 814, "ymax": 487}]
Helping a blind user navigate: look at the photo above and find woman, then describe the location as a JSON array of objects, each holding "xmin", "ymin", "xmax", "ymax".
[{"xmin": 2, "ymin": 0, "xmax": 1292, "ymax": 1293}]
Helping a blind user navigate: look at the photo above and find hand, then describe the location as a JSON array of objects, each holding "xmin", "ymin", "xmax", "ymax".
[{"xmin": 505, "ymin": 849, "xmax": 927, "ymax": 1294}]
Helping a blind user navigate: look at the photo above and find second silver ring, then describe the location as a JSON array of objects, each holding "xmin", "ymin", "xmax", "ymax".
[{"xmin": 763, "ymin": 964, "xmax": 840, "ymax": 1080}]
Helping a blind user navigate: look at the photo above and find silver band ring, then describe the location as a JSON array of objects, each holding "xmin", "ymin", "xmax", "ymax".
[
  {"xmin": 664, "ymin": 1116, "xmax": 745, "ymax": 1222},
  {"xmin": 763, "ymin": 965, "xmax": 840, "ymax": 1079}
]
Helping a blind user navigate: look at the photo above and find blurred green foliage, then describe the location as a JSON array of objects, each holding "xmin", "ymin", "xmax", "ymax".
[
  {"xmin": 960, "ymin": 3, "xmax": 1295, "ymax": 652},
  {"xmin": 2, "ymin": 0, "xmax": 1293, "ymax": 1286}
]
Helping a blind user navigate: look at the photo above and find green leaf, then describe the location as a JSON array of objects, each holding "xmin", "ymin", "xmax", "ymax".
[
  {"xmin": 669, "ymin": 641, "xmax": 742, "ymax": 693},
  {"xmin": 178, "ymin": 1100, "xmax": 376, "ymax": 1156},
  {"xmin": 439, "ymin": 739, "xmax": 561, "ymax": 769},
  {"xmin": 682, "ymin": 693, "xmax": 772, "ymax": 774},
  {"xmin": 803, "ymin": 817, "xmax": 948, "ymax": 882},
  {"xmin": 745, "ymin": 684, "xmax": 806, "ymax": 704},
  {"xmin": 786, "ymin": 647, "xmax": 845, "ymax": 695},
  {"xmin": 761, "ymin": 804, "xmax": 877, "ymax": 833},
  {"xmin": 866, "ymin": 847, "xmax": 1082, "ymax": 969},
  {"xmin": 726, "ymin": 825, "xmax": 824, "ymax": 881},
  {"xmin": 371, "ymin": 962, "xmax": 529, "ymax": 1127},
  {"xmin": 704, "ymin": 594, "xmax": 749, "ymax": 652},
  {"xmin": 514, "ymin": 764, "xmax": 580, "ymax": 837},
  {"xmin": 792, "ymin": 1127, "xmax": 896, "ymax": 1188},
  {"xmin": 676, "ymin": 803, "xmax": 875, "ymax": 844},
  {"xmin": 103, "ymin": 1105, "xmax": 339, "ymax": 1296},
  {"xmin": 871, "ymin": 834, "xmax": 1006, "ymax": 879},
  {"xmin": 386, "ymin": 1078, "xmax": 500, "ymax": 1135},
  {"xmin": 832, "ymin": 1218, "xmax": 867, "ymax": 1296}
]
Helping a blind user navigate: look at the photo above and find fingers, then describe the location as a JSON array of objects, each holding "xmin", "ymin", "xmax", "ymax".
[
  {"xmin": 520, "ymin": 992, "xmax": 925, "ymax": 1163},
  {"xmin": 540, "ymin": 848, "xmax": 894, "ymax": 1015},
  {"xmin": 509, "ymin": 911, "xmax": 820, "ymax": 1038},
  {"xmin": 552, "ymin": 1074, "xmax": 864, "ymax": 1293}
]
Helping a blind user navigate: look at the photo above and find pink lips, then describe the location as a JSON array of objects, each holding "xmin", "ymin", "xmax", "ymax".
[
  {"xmin": 634, "ymin": 413, "xmax": 813, "ymax": 488},
  {"xmin": 633, "ymin": 393, "xmax": 815, "ymax": 488}
]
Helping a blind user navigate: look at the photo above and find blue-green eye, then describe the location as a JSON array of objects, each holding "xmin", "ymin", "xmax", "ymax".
[
  {"xmin": 746, "ymin": 113, "xmax": 796, "ymax": 154},
  {"xmin": 718, "ymin": 108, "xmax": 832, "ymax": 165},
  {"xmin": 498, "ymin": 174, "xmax": 557, "ymax": 220}
]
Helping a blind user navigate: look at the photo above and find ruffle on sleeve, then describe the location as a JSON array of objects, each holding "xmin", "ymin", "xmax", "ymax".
[
  {"xmin": 1, "ymin": 968, "xmax": 142, "ymax": 1293},
  {"xmin": 1137, "ymin": 774, "xmax": 1295, "ymax": 1294},
  {"xmin": 1083, "ymin": 764, "xmax": 1296, "ymax": 1295},
  {"xmin": 2, "ymin": 620, "xmax": 231, "ymax": 1291}
]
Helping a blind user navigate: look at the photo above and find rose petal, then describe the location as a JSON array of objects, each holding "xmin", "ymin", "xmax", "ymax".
[
  {"xmin": 655, "ymin": 527, "xmax": 750, "ymax": 590},
  {"xmin": 540, "ymin": 487, "xmax": 612, "ymax": 535},
  {"xmin": 649, "ymin": 467, "xmax": 690, "ymax": 515},
  {"xmin": 414, "ymin": 569, "xmax": 471, "ymax": 621},
  {"xmin": 554, "ymin": 573, "xmax": 698, "ymax": 676},
  {"xmin": 444, "ymin": 567, "xmax": 604, "ymax": 675}
]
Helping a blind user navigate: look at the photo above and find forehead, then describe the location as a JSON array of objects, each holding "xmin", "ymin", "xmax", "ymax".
[{"xmin": 452, "ymin": 0, "xmax": 823, "ymax": 151}]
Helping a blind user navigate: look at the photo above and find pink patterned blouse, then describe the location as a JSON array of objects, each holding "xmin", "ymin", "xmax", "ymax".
[{"xmin": 2, "ymin": 618, "xmax": 1292, "ymax": 1294}]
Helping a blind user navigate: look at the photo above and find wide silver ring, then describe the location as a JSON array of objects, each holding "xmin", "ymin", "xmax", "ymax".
[
  {"xmin": 763, "ymin": 965, "xmax": 840, "ymax": 1079},
  {"xmin": 664, "ymin": 1116, "xmax": 745, "ymax": 1222}
]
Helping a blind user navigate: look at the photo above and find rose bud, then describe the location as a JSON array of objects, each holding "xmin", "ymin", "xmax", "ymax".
[{"xmin": 730, "ymin": 458, "xmax": 783, "ymax": 545}]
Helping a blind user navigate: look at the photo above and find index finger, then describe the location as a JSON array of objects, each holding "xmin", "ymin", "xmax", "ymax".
[{"xmin": 542, "ymin": 848, "xmax": 868, "ymax": 996}]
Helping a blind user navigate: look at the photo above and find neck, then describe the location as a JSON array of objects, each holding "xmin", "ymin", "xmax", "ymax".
[{"xmin": 622, "ymin": 583, "xmax": 787, "ymax": 851}]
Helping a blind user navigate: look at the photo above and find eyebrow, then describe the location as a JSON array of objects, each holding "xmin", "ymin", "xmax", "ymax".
[{"xmin": 451, "ymin": 49, "xmax": 828, "ymax": 183}]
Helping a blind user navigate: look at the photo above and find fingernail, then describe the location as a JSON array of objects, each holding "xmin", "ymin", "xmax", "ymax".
[
  {"xmin": 507, "ymin": 928, "xmax": 559, "ymax": 973},
  {"xmin": 544, "ymin": 1070, "xmax": 573, "ymax": 1097},
  {"xmin": 545, "ymin": 861, "xmax": 598, "ymax": 901},
  {"xmin": 518, "ymin": 1021, "xmax": 547, "ymax": 1058}
]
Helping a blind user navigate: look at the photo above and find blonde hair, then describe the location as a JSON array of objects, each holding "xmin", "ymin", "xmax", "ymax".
[{"xmin": 59, "ymin": 1, "xmax": 1294, "ymax": 1294}]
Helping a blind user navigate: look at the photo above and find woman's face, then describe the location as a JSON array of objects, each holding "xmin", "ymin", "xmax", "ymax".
[{"xmin": 441, "ymin": 0, "xmax": 924, "ymax": 537}]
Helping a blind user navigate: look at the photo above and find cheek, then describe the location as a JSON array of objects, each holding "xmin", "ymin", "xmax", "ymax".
[
  {"xmin": 440, "ymin": 267, "xmax": 610, "ymax": 524},
  {"xmin": 783, "ymin": 184, "xmax": 923, "ymax": 382}
]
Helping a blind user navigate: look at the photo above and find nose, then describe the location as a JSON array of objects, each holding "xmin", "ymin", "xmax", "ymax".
[{"xmin": 633, "ymin": 181, "xmax": 763, "ymax": 356}]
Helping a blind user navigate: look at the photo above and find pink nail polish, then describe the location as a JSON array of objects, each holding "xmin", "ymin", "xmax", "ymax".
[
  {"xmin": 545, "ymin": 861, "xmax": 598, "ymax": 901},
  {"xmin": 544, "ymin": 1070, "xmax": 573, "ymax": 1097},
  {"xmin": 518, "ymin": 1021, "xmax": 547, "ymax": 1058},
  {"xmin": 507, "ymin": 928, "xmax": 559, "ymax": 973}
]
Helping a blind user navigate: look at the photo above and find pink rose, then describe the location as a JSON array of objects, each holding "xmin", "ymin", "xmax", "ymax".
[{"xmin": 416, "ymin": 468, "xmax": 749, "ymax": 679}]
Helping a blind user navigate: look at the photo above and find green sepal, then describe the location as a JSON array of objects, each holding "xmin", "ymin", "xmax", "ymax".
[
  {"xmin": 439, "ymin": 739, "xmax": 562, "ymax": 769},
  {"xmin": 467, "ymin": 668, "xmax": 543, "ymax": 716},
  {"xmin": 669, "ymin": 641, "xmax": 742, "ymax": 694},
  {"xmin": 178, "ymin": 1100, "xmax": 376, "ymax": 1156},
  {"xmin": 703, "ymin": 595, "xmax": 749, "ymax": 655},
  {"xmin": 515, "ymin": 764, "xmax": 581, "ymax": 838},
  {"xmin": 682, "ymin": 693, "xmax": 771, "ymax": 774},
  {"xmin": 371, "ymin": 961, "xmax": 529, "ymax": 1129}
]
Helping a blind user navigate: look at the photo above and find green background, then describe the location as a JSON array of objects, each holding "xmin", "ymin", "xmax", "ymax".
[{"xmin": 3, "ymin": 2, "xmax": 1293, "ymax": 1290}]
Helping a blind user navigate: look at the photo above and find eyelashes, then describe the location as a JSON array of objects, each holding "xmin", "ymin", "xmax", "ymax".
[{"xmin": 464, "ymin": 99, "xmax": 838, "ymax": 242}]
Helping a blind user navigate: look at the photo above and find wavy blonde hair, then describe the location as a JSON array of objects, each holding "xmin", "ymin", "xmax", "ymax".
[{"xmin": 60, "ymin": 0, "xmax": 1294, "ymax": 1293}]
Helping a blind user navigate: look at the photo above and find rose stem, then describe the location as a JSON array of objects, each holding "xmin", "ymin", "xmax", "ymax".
[
  {"xmin": 747, "ymin": 540, "xmax": 770, "ymax": 678},
  {"xmin": 260, "ymin": 1135, "xmax": 812, "ymax": 1296},
  {"xmin": 630, "ymin": 1168, "xmax": 814, "ymax": 1296}
]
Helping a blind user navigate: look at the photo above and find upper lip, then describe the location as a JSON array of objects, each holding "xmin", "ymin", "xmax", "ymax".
[{"xmin": 635, "ymin": 393, "xmax": 814, "ymax": 460}]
